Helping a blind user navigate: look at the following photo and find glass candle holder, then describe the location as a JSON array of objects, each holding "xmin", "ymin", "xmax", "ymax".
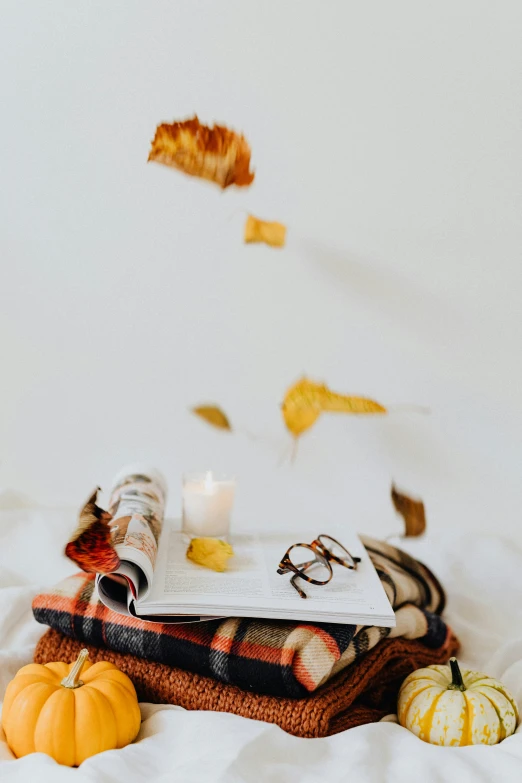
[{"xmin": 182, "ymin": 471, "xmax": 236, "ymax": 539}]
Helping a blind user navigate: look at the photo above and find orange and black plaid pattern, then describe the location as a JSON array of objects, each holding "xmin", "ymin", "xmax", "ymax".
[{"xmin": 32, "ymin": 536, "xmax": 448, "ymax": 698}]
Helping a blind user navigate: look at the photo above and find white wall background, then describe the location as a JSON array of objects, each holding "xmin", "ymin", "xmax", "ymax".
[{"xmin": 1, "ymin": 1, "xmax": 521, "ymax": 539}]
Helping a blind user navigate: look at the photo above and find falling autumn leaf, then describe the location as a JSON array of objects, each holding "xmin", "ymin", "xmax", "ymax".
[
  {"xmin": 244, "ymin": 214, "xmax": 286, "ymax": 248},
  {"xmin": 187, "ymin": 537, "xmax": 235, "ymax": 572},
  {"xmin": 192, "ymin": 405, "xmax": 232, "ymax": 431},
  {"xmin": 282, "ymin": 378, "xmax": 386, "ymax": 437},
  {"xmin": 391, "ymin": 484, "xmax": 426, "ymax": 537},
  {"xmin": 148, "ymin": 116, "xmax": 254, "ymax": 189},
  {"xmin": 64, "ymin": 488, "xmax": 120, "ymax": 574}
]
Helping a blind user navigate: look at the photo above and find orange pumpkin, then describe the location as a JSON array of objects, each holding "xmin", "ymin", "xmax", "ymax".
[{"xmin": 2, "ymin": 648, "xmax": 141, "ymax": 765}]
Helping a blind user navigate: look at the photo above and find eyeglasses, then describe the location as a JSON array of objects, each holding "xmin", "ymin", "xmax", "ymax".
[{"xmin": 276, "ymin": 534, "xmax": 361, "ymax": 599}]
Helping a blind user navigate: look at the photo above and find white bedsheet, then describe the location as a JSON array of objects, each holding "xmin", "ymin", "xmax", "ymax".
[{"xmin": 1, "ymin": 505, "xmax": 522, "ymax": 782}]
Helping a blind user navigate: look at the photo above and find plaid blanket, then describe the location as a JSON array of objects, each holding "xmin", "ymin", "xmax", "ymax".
[{"xmin": 32, "ymin": 536, "xmax": 447, "ymax": 698}]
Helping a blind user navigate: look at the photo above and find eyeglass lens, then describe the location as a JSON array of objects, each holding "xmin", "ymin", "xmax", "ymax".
[
  {"xmin": 318, "ymin": 535, "xmax": 357, "ymax": 567},
  {"xmin": 288, "ymin": 544, "xmax": 330, "ymax": 581}
]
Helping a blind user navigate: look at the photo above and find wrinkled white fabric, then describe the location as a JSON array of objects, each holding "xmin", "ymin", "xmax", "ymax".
[{"xmin": 1, "ymin": 506, "xmax": 521, "ymax": 782}]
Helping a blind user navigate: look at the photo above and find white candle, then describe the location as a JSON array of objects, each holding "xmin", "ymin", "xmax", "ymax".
[{"xmin": 182, "ymin": 471, "xmax": 236, "ymax": 538}]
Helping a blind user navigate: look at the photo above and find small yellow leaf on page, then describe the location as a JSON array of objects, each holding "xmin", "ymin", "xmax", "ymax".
[
  {"xmin": 192, "ymin": 405, "xmax": 232, "ymax": 431},
  {"xmin": 244, "ymin": 215, "xmax": 286, "ymax": 248},
  {"xmin": 391, "ymin": 484, "xmax": 426, "ymax": 537},
  {"xmin": 187, "ymin": 538, "xmax": 235, "ymax": 572},
  {"xmin": 281, "ymin": 378, "xmax": 386, "ymax": 437}
]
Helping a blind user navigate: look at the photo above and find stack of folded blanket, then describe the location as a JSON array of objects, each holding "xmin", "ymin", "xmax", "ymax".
[{"xmin": 33, "ymin": 537, "xmax": 459, "ymax": 738}]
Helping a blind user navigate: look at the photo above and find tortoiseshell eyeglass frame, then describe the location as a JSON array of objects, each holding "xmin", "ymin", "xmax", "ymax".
[{"xmin": 276, "ymin": 534, "xmax": 361, "ymax": 599}]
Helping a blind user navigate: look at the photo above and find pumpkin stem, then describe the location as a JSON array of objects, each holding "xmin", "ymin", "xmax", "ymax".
[
  {"xmin": 61, "ymin": 648, "xmax": 89, "ymax": 689},
  {"xmin": 448, "ymin": 657, "xmax": 466, "ymax": 691}
]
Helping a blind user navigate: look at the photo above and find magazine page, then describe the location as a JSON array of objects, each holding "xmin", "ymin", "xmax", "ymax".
[
  {"xmin": 96, "ymin": 465, "xmax": 167, "ymax": 614},
  {"xmin": 139, "ymin": 526, "xmax": 396, "ymax": 626}
]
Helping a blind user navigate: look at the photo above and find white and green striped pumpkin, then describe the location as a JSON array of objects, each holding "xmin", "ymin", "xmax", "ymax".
[{"xmin": 398, "ymin": 658, "xmax": 518, "ymax": 746}]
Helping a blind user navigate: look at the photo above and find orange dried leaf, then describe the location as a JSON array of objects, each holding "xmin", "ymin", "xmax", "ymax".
[
  {"xmin": 391, "ymin": 484, "xmax": 426, "ymax": 537},
  {"xmin": 244, "ymin": 215, "xmax": 286, "ymax": 248},
  {"xmin": 148, "ymin": 115, "xmax": 254, "ymax": 189},
  {"xmin": 282, "ymin": 378, "xmax": 386, "ymax": 437},
  {"xmin": 192, "ymin": 405, "xmax": 232, "ymax": 431}
]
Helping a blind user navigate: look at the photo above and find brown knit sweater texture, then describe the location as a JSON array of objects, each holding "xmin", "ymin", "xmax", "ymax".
[{"xmin": 35, "ymin": 628, "xmax": 459, "ymax": 738}]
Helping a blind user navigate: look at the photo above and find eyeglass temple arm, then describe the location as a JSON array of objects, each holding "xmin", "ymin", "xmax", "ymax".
[
  {"xmin": 290, "ymin": 573, "xmax": 307, "ymax": 599},
  {"xmin": 277, "ymin": 558, "xmax": 317, "ymax": 575},
  {"xmin": 292, "ymin": 558, "xmax": 317, "ymax": 572},
  {"xmin": 278, "ymin": 554, "xmax": 360, "ymax": 580}
]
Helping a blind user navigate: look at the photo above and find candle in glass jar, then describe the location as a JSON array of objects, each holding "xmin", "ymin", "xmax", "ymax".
[{"xmin": 182, "ymin": 471, "xmax": 236, "ymax": 538}]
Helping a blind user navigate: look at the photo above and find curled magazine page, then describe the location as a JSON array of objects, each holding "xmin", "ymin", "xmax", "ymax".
[{"xmin": 97, "ymin": 465, "xmax": 167, "ymax": 613}]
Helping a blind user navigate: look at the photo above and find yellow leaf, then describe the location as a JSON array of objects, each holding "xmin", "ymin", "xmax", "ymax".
[
  {"xmin": 391, "ymin": 484, "xmax": 426, "ymax": 537},
  {"xmin": 192, "ymin": 405, "xmax": 232, "ymax": 431},
  {"xmin": 186, "ymin": 537, "xmax": 235, "ymax": 572},
  {"xmin": 244, "ymin": 215, "xmax": 286, "ymax": 248},
  {"xmin": 281, "ymin": 378, "xmax": 386, "ymax": 437}
]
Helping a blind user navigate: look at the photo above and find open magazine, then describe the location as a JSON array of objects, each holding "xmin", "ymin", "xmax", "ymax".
[{"xmin": 94, "ymin": 467, "xmax": 395, "ymax": 627}]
